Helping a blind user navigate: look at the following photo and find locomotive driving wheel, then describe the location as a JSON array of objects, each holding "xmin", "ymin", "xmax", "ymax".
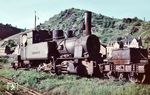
[
  {"xmin": 128, "ymin": 72, "xmax": 138, "ymax": 83},
  {"xmin": 128, "ymin": 72, "xmax": 146, "ymax": 83},
  {"xmin": 107, "ymin": 71, "xmax": 116, "ymax": 81},
  {"xmin": 119, "ymin": 73, "xmax": 128, "ymax": 81},
  {"xmin": 137, "ymin": 73, "xmax": 146, "ymax": 83}
]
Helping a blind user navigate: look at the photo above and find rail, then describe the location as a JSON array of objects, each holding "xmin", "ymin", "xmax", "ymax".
[{"xmin": 0, "ymin": 76, "xmax": 43, "ymax": 95}]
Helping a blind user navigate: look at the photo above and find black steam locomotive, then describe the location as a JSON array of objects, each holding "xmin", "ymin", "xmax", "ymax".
[
  {"xmin": 14, "ymin": 11, "xmax": 102, "ymax": 75},
  {"xmin": 12, "ymin": 11, "xmax": 150, "ymax": 83}
]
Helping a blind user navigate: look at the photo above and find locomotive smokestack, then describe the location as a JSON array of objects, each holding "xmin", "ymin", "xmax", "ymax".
[{"xmin": 85, "ymin": 11, "xmax": 92, "ymax": 35}]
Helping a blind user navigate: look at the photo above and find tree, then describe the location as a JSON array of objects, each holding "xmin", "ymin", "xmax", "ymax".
[{"xmin": 1, "ymin": 39, "xmax": 17, "ymax": 54}]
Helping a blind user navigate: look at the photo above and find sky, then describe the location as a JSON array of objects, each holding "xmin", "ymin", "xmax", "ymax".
[{"xmin": 0, "ymin": 0, "xmax": 150, "ymax": 29}]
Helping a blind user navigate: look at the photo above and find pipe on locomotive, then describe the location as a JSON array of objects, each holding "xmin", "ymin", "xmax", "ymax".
[{"xmin": 85, "ymin": 11, "xmax": 92, "ymax": 35}]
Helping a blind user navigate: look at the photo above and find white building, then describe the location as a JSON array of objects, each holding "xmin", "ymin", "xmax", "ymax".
[{"xmin": 107, "ymin": 35, "xmax": 142, "ymax": 58}]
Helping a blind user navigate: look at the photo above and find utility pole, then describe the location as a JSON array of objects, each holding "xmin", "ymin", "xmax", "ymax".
[
  {"xmin": 144, "ymin": 17, "xmax": 145, "ymax": 22},
  {"xmin": 34, "ymin": 11, "xmax": 37, "ymax": 30}
]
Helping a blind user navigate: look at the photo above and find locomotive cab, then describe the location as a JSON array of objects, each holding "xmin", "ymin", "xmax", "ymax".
[
  {"xmin": 19, "ymin": 29, "xmax": 57, "ymax": 68},
  {"xmin": 33, "ymin": 30, "xmax": 52, "ymax": 43}
]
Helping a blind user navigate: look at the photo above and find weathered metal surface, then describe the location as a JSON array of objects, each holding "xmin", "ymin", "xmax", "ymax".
[
  {"xmin": 137, "ymin": 65, "xmax": 145, "ymax": 73},
  {"xmin": 20, "ymin": 47, "xmax": 26, "ymax": 60},
  {"xmin": 80, "ymin": 35, "xmax": 100, "ymax": 55},
  {"xmin": 56, "ymin": 37, "xmax": 77, "ymax": 54},
  {"xmin": 103, "ymin": 63, "xmax": 146, "ymax": 73},
  {"xmin": 33, "ymin": 30, "xmax": 52, "ymax": 43},
  {"xmin": 111, "ymin": 48, "xmax": 148, "ymax": 64},
  {"xmin": 85, "ymin": 11, "xmax": 92, "ymax": 35},
  {"xmin": 115, "ymin": 65, "xmax": 125, "ymax": 72},
  {"xmin": 112, "ymin": 60, "xmax": 130, "ymax": 64},
  {"xmin": 74, "ymin": 45, "xmax": 82, "ymax": 57},
  {"xmin": 114, "ymin": 64, "xmax": 133, "ymax": 72},
  {"xmin": 66, "ymin": 30, "xmax": 74, "ymax": 38},
  {"xmin": 103, "ymin": 64, "xmax": 111, "ymax": 71},
  {"xmin": 53, "ymin": 30, "xmax": 64, "ymax": 39},
  {"xmin": 56, "ymin": 35, "xmax": 100, "ymax": 57},
  {"xmin": 136, "ymin": 63, "xmax": 146, "ymax": 73},
  {"xmin": 125, "ymin": 65, "xmax": 132, "ymax": 72},
  {"xmin": 26, "ymin": 42, "xmax": 49, "ymax": 60}
]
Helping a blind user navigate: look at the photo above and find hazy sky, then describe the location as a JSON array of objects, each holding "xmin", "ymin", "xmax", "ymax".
[{"xmin": 0, "ymin": 0, "xmax": 150, "ymax": 29}]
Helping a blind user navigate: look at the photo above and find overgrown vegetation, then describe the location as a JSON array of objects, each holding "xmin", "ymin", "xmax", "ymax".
[
  {"xmin": 1, "ymin": 39, "xmax": 17, "ymax": 54},
  {"xmin": 1, "ymin": 68, "xmax": 150, "ymax": 95},
  {"xmin": 38, "ymin": 8, "xmax": 150, "ymax": 44},
  {"xmin": 0, "ymin": 56, "xmax": 9, "ymax": 64},
  {"xmin": 0, "ymin": 81, "xmax": 6, "ymax": 93},
  {"xmin": 1, "ymin": 8, "xmax": 150, "ymax": 45}
]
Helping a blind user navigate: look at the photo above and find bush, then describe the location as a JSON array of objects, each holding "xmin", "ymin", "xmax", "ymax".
[{"xmin": 0, "ymin": 56, "xmax": 8, "ymax": 63}]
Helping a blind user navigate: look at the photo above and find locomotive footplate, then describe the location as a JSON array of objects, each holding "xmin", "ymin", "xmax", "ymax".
[{"xmin": 101, "ymin": 63, "xmax": 147, "ymax": 73}]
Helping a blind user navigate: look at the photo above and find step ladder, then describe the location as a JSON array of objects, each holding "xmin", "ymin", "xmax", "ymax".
[
  {"xmin": 61, "ymin": 65, "xmax": 68, "ymax": 73},
  {"xmin": 52, "ymin": 65, "xmax": 68, "ymax": 74}
]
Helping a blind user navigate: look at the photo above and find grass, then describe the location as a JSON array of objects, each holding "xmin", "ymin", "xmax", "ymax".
[
  {"xmin": 1, "ymin": 68, "xmax": 150, "ymax": 95},
  {"xmin": 0, "ymin": 56, "xmax": 9, "ymax": 64},
  {"xmin": 0, "ymin": 80, "xmax": 6, "ymax": 91}
]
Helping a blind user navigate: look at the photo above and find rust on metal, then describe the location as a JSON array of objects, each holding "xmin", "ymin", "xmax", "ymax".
[
  {"xmin": 85, "ymin": 11, "xmax": 92, "ymax": 35},
  {"xmin": 111, "ymin": 48, "xmax": 148, "ymax": 64}
]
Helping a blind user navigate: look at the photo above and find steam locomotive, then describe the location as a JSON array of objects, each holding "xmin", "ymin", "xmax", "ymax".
[{"xmin": 12, "ymin": 11, "xmax": 150, "ymax": 83}]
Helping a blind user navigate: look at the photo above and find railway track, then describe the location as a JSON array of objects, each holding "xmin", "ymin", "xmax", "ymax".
[{"xmin": 0, "ymin": 76, "xmax": 43, "ymax": 95}]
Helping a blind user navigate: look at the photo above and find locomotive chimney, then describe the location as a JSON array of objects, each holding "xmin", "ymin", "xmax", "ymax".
[{"xmin": 85, "ymin": 11, "xmax": 92, "ymax": 35}]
